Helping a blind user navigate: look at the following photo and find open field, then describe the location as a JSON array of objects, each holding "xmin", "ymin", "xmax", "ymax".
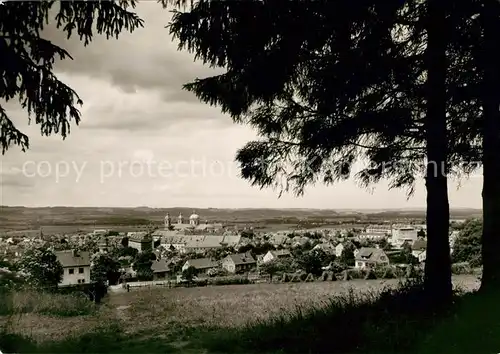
[
  {"xmin": 1, "ymin": 275, "xmax": 480, "ymax": 346},
  {"xmin": 107, "ymin": 276, "xmax": 480, "ymax": 333},
  {"xmin": 0, "ymin": 206, "xmax": 481, "ymax": 233}
]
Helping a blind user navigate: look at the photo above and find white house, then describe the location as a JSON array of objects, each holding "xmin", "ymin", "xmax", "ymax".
[
  {"xmin": 262, "ymin": 250, "xmax": 291, "ymax": 263},
  {"xmin": 335, "ymin": 243, "xmax": 344, "ymax": 257},
  {"xmin": 93, "ymin": 229, "xmax": 108, "ymax": 236},
  {"xmin": 354, "ymin": 247, "xmax": 390, "ymax": 269},
  {"xmin": 411, "ymin": 239, "xmax": 427, "ymax": 263},
  {"xmin": 449, "ymin": 230, "xmax": 459, "ymax": 254},
  {"xmin": 222, "ymin": 253, "xmax": 256, "ymax": 273},
  {"xmin": 55, "ymin": 250, "xmax": 91, "ymax": 286},
  {"xmin": 365, "ymin": 225, "xmax": 392, "ymax": 234},
  {"xmin": 362, "ymin": 225, "xmax": 391, "ymax": 240},
  {"xmin": 359, "ymin": 232, "xmax": 388, "ymax": 241},
  {"xmin": 390, "ymin": 226, "xmax": 418, "ymax": 248}
]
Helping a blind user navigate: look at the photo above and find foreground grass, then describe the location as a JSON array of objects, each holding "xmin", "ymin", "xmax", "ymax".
[
  {"xmin": 0, "ymin": 289, "xmax": 97, "ymax": 317},
  {"xmin": 2, "ymin": 276, "xmax": 493, "ymax": 354}
]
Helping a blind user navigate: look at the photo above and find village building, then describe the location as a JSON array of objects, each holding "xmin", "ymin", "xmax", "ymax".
[
  {"xmin": 354, "ymin": 247, "xmax": 390, "ymax": 269},
  {"xmin": 390, "ymin": 226, "xmax": 418, "ymax": 248},
  {"xmin": 312, "ymin": 243, "xmax": 336, "ymax": 255},
  {"xmin": 182, "ymin": 258, "xmax": 218, "ymax": 275},
  {"xmin": 97, "ymin": 237, "xmax": 109, "ymax": 253},
  {"xmin": 55, "ymin": 250, "xmax": 91, "ymax": 286},
  {"xmin": 222, "ymin": 253, "xmax": 256, "ymax": 273},
  {"xmin": 150, "ymin": 258, "xmax": 173, "ymax": 280},
  {"xmin": 128, "ymin": 232, "xmax": 153, "ymax": 253},
  {"xmin": 365, "ymin": 225, "xmax": 392, "ymax": 235},
  {"xmin": 335, "ymin": 243, "xmax": 344, "ymax": 257},
  {"xmin": 156, "ymin": 234, "xmax": 242, "ymax": 254},
  {"xmin": 262, "ymin": 249, "xmax": 292, "ymax": 263},
  {"xmin": 411, "ymin": 239, "xmax": 427, "ymax": 263},
  {"xmin": 164, "ymin": 211, "xmax": 223, "ymax": 233},
  {"xmin": 268, "ymin": 233, "xmax": 288, "ymax": 246},
  {"xmin": 291, "ymin": 236, "xmax": 311, "ymax": 248},
  {"xmin": 358, "ymin": 224, "xmax": 391, "ymax": 241}
]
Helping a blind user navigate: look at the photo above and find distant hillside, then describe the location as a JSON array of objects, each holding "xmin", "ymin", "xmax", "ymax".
[{"xmin": 0, "ymin": 206, "xmax": 482, "ymax": 231}]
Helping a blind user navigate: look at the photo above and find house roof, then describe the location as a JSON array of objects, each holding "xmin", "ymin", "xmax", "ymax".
[
  {"xmin": 270, "ymin": 250, "xmax": 291, "ymax": 258},
  {"xmin": 222, "ymin": 235, "xmax": 242, "ymax": 247},
  {"xmin": 269, "ymin": 234, "xmax": 288, "ymax": 245},
  {"xmin": 185, "ymin": 258, "xmax": 218, "ymax": 269},
  {"xmin": 226, "ymin": 253, "xmax": 256, "ymax": 265},
  {"xmin": 152, "ymin": 230, "xmax": 179, "ymax": 238},
  {"xmin": 313, "ymin": 243, "xmax": 335, "ymax": 253},
  {"xmin": 412, "ymin": 239, "xmax": 427, "ymax": 251},
  {"xmin": 354, "ymin": 247, "xmax": 386, "ymax": 262},
  {"xmin": 151, "ymin": 259, "xmax": 171, "ymax": 273},
  {"xmin": 184, "ymin": 235, "xmax": 242, "ymax": 249},
  {"xmin": 186, "ymin": 236, "xmax": 225, "ymax": 249},
  {"xmin": 127, "ymin": 232, "xmax": 153, "ymax": 243},
  {"xmin": 55, "ymin": 250, "xmax": 90, "ymax": 267}
]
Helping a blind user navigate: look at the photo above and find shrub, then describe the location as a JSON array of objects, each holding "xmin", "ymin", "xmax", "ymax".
[
  {"xmin": 208, "ymin": 276, "xmax": 252, "ymax": 286},
  {"xmin": 405, "ymin": 265, "xmax": 423, "ymax": 279},
  {"xmin": 451, "ymin": 262, "xmax": 473, "ymax": 275},
  {"xmin": 382, "ymin": 267, "xmax": 396, "ymax": 279},
  {"xmin": 195, "ymin": 279, "xmax": 208, "ymax": 286},
  {"xmin": 341, "ymin": 270, "xmax": 351, "ymax": 281},
  {"xmin": 347, "ymin": 269, "xmax": 364, "ymax": 279},
  {"xmin": 364, "ymin": 269, "xmax": 377, "ymax": 280},
  {"xmin": 0, "ymin": 271, "xmax": 25, "ymax": 293}
]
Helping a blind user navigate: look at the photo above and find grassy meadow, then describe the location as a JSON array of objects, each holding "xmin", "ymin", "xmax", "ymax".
[{"xmin": 0, "ymin": 275, "xmax": 487, "ymax": 354}]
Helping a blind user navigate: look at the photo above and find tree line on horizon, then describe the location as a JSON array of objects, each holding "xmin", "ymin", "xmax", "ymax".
[{"xmin": 1, "ymin": 0, "xmax": 499, "ymax": 305}]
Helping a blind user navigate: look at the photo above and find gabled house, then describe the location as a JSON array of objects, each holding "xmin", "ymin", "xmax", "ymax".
[
  {"xmin": 411, "ymin": 239, "xmax": 427, "ymax": 263},
  {"xmin": 55, "ymin": 250, "xmax": 91, "ymax": 286},
  {"xmin": 312, "ymin": 243, "xmax": 336, "ymax": 255},
  {"xmin": 222, "ymin": 253, "xmax": 256, "ymax": 273},
  {"xmin": 150, "ymin": 258, "xmax": 172, "ymax": 280},
  {"xmin": 262, "ymin": 249, "xmax": 291, "ymax": 263},
  {"xmin": 354, "ymin": 247, "xmax": 389, "ymax": 269},
  {"xmin": 182, "ymin": 258, "xmax": 218, "ymax": 275}
]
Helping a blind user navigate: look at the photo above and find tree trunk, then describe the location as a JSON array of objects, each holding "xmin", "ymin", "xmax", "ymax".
[
  {"xmin": 479, "ymin": 1, "xmax": 500, "ymax": 292},
  {"xmin": 423, "ymin": 0, "xmax": 452, "ymax": 305}
]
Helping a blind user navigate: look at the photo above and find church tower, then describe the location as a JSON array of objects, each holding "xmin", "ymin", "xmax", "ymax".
[
  {"xmin": 164, "ymin": 213, "xmax": 171, "ymax": 230},
  {"xmin": 178, "ymin": 213, "xmax": 183, "ymax": 225},
  {"xmin": 189, "ymin": 211, "xmax": 200, "ymax": 226}
]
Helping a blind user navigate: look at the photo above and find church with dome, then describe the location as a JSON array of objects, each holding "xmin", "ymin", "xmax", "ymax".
[
  {"xmin": 153, "ymin": 211, "xmax": 239, "ymax": 254},
  {"xmin": 163, "ymin": 211, "xmax": 223, "ymax": 234}
]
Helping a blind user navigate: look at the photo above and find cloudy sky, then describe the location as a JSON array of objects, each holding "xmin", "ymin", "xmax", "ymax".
[{"xmin": 0, "ymin": 3, "xmax": 482, "ymax": 209}]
